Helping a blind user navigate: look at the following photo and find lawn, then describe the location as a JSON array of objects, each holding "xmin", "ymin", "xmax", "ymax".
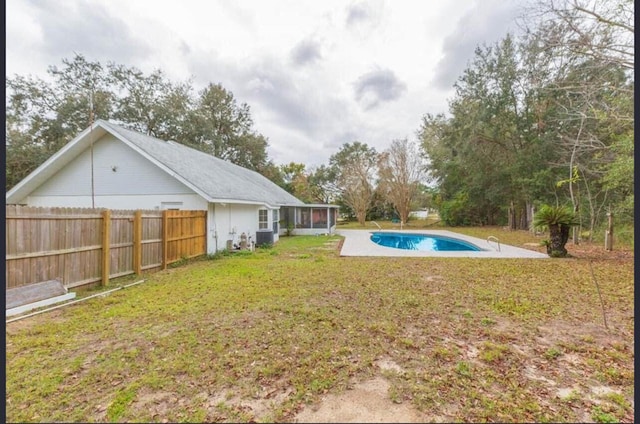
[{"xmin": 5, "ymin": 226, "xmax": 634, "ymax": 422}]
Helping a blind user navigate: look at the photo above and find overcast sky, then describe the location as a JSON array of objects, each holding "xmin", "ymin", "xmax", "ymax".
[{"xmin": 6, "ymin": 0, "xmax": 529, "ymax": 168}]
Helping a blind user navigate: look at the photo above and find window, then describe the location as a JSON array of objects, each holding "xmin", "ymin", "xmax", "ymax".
[
  {"xmin": 259, "ymin": 209, "xmax": 269, "ymax": 229},
  {"xmin": 272, "ymin": 209, "xmax": 279, "ymax": 233}
]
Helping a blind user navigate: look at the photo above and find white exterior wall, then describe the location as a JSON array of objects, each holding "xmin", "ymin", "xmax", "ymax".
[
  {"xmin": 25, "ymin": 194, "xmax": 207, "ymax": 210},
  {"xmin": 15, "ymin": 132, "xmax": 289, "ymax": 254},
  {"xmin": 26, "ymin": 134, "xmax": 203, "ymax": 210},
  {"xmin": 209, "ymin": 203, "xmax": 264, "ymax": 252}
]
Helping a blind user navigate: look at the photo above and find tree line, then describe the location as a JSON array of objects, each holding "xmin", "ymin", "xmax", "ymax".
[
  {"xmin": 418, "ymin": 0, "xmax": 633, "ymax": 240},
  {"xmin": 6, "ymin": 0, "xmax": 633, "ymax": 242},
  {"xmin": 6, "ymin": 55, "xmax": 276, "ymax": 190},
  {"xmin": 5, "ymin": 53, "xmax": 430, "ymax": 226},
  {"xmin": 272, "ymin": 0, "xmax": 633, "ymax": 241}
]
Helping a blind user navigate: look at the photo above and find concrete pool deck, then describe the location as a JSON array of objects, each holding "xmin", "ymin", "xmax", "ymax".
[{"xmin": 337, "ymin": 229, "xmax": 549, "ymax": 258}]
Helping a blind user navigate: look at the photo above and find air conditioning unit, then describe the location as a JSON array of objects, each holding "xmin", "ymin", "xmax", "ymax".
[{"xmin": 255, "ymin": 230, "xmax": 274, "ymax": 246}]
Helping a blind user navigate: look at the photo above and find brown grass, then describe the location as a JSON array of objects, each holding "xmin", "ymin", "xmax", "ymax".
[{"xmin": 6, "ymin": 228, "xmax": 634, "ymax": 423}]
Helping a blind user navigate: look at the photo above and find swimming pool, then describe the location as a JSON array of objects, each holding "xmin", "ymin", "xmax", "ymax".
[
  {"xmin": 338, "ymin": 229, "xmax": 548, "ymax": 258},
  {"xmin": 370, "ymin": 232, "xmax": 482, "ymax": 251}
]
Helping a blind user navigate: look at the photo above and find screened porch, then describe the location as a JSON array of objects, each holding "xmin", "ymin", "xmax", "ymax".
[{"xmin": 278, "ymin": 204, "xmax": 339, "ymax": 236}]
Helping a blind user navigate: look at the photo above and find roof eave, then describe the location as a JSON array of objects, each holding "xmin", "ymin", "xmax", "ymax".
[{"xmin": 6, "ymin": 122, "xmax": 108, "ymax": 204}]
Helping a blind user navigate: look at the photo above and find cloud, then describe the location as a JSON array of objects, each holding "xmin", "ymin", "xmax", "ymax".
[
  {"xmin": 345, "ymin": 0, "xmax": 384, "ymax": 32},
  {"xmin": 187, "ymin": 53, "xmax": 361, "ymax": 165},
  {"xmin": 7, "ymin": 0, "xmax": 528, "ymax": 168},
  {"xmin": 432, "ymin": 0, "xmax": 521, "ymax": 90},
  {"xmin": 189, "ymin": 54, "xmax": 344, "ymax": 136},
  {"xmin": 243, "ymin": 59, "xmax": 321, "ymax": 133},
  {"xmin": 28, "ymin": 0, "xmax": 151, "ymax": 66},
  {"xmin": 325, "ymin": 130, "xmax": 360, "ymax": 150},
  {"xmin": 346, "ymin": 2, "xmax": 370, "ymax": 26},
  {"xmin": 290, "ymin": 38, "xmax": 322, "ymax": 66},
  {"xmin": 217, "ymin": 0, "xmax": 256, "ymax": 30},
  {"xmin": 353, "ymin": 68, "xmax": 407, "ymax": 110}
]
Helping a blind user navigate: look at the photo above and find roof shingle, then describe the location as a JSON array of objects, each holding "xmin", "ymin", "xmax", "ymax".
[{"xmin": 101, "ymin": 120, "xmax": 304, "ymax": 207}]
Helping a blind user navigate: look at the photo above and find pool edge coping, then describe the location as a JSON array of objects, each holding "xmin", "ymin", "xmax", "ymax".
[{"xmin": 336, "ymin": 229, "xmax": 549, "ymax": 258}]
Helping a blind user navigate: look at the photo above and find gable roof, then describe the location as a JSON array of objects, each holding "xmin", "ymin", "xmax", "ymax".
[{"xmin": 6, "ymin": 120, "xmax": 304, "ymax": 208}]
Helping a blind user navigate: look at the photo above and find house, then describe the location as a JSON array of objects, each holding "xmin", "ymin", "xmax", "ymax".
[{"xmin": 6, "ymin": 120, "xmax": 339, "ymax": 253}]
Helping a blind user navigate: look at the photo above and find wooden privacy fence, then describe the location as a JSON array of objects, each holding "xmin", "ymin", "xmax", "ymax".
[{"xmin": 6, "ymin": 206, "xmax": 207, "ymax": 290}]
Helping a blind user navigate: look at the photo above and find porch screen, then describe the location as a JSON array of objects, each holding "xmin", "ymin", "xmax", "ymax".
[
  {"xmin": 312, "ymin": 209, "xmax": 328, "ymax": 228},
  {"xmin": 296, "ymin": 209, "xmax": 310, "ymax": 228}
]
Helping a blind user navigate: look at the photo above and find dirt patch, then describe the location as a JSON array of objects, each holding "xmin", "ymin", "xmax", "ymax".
[
  {"xmin": 6, "ymin": 308, "xmax": 67, "ymax": 333},
  {"xmin": 521, "ymin": 240, "xmax": 634, "ymax": 261},
  {"xmin": 536, "ymin": 321, "xmax": 627, "ymax": 347},
  {"xmin": 293, "ymin": 376, "xmax": 425, "ymax": 423},
  {"xmin": 126, "ymin": 389, "xmax": 187, "ymax": 423}
]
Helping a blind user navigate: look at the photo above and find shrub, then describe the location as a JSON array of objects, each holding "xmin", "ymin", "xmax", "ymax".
[
  {"xmin": 533, "ymin": 205, "xmax": 579, "ymax": 257},
  {"xmin": 439, "ymin": 192, "xmax": 471, "ymax": 226}
]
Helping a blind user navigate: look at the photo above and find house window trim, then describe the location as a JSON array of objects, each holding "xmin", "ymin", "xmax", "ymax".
[
  {"xmin": 272, "ymin": 209, "xmax": 279, "ymax": 233},
  {"xmin": 258, "ymin": 209, "xmax": 269, "ymax": 230}
]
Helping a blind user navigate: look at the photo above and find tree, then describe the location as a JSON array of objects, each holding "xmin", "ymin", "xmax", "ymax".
[
  {"xmin": 533, "ymin": 204, "xmax": 579, "ymax": 257},
  {"xmin": 183, "ymin": 83, "xmax": 269, "ymax": 171},
  {"xmin": 418, "ymin": 4, "xmax": 633, "ymax": 236},
  {"xmin": 307, "ymin": 165, "xmax": 340, "ymax": 204},
  {"xmin": 6, "ymin": 54, "xmax": 115, "ymax": 190},
  {"xmin": 521, "ymin": 0, "xmax": 634, "ymax": 240},
  {"xmin": 419, "ymin": 35, "xmax": 559, "ymax": 227},
  {"xmin": 279, "ymin": 162, "xmax": 307, "ymax": 192},
  {"xmin": 524, "ymin": 0, "xmax": 634, "ymax": 71},
  {"xmin": 6, "ymin": 54, "xmax": 276, "ymax": 191},
  {"xmin": 377, "ymin": 138, "xmax": 426, "ymax": 224},
  {"xmin": 329, "ymin": 142, "xmax": 378, "ymax": 225},
  {"xmin": 109, "ymin": 65, "xmax": 191, "ymax": 139},
  {"xmin": 601, "ymin": 133, "xmax": 634, "ymax": 221},
  {"xmin": 256, "ymin": 160, "xmax": 285, "ymax": 189},
  {"xmin": 277, "ymin": 162, "xmax": 318, "ymax": 202}
]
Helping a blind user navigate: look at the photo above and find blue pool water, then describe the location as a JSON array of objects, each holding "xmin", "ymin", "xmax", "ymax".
[{"xmin": 370, "ymin": 232, "xmax": 482, "ymax": 251}]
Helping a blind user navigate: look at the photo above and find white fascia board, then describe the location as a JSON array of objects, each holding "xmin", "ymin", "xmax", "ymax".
[
  {"xmin": 299, "ymin": 203, "xmax": 341, "ymax": 208},
  {"xmin": 209, "ymin": 198, "xmax": 269, "ymax": 207}
]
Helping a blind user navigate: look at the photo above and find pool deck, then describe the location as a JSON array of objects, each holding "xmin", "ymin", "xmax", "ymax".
[{"xmin": 337, "ymin": 229, "xmax": 549, "ymax": 258}]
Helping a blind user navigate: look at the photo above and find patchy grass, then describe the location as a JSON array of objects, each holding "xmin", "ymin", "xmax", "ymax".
[{"xmin": 6, "ymin": 231, "xmax": 634, "ymax": 423}]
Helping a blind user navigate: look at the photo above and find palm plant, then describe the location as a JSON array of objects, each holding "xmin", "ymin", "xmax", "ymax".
[{"xmin": 533, "ymin": 205, "xmax": 579, "ymax": 257}]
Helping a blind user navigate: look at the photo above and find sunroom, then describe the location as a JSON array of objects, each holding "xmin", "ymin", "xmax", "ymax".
[{"xmin": 278, "ymin": 204, "xmax": 340, "ymax": 236}]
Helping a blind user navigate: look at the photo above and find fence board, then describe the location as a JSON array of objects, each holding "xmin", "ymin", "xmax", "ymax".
[
  {"xmin": 164, "ymin": 210, "xmax": 207, "ymax": 265},
  {"xmin": 6, "ymin": 206, "xmax": 206, "ymax": 291}
]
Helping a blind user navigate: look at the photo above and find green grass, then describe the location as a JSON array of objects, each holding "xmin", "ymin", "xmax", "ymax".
[{"xmin": 6, "ymin": 231, "xmax": 634, "ymax": 422}]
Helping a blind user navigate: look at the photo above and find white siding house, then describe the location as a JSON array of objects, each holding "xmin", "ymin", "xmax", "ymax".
[{"xmin": 6, "ymin": 120, "xmax": 336, "ymax": 253}]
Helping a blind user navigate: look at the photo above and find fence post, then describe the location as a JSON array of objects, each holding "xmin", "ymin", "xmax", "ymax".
[
  {"xmin": 133, "ymin": 210, "xmax": 142, "ymax": 275},
  {"xmin": 605, "ymin": 211, "xmax": 614, "ymax": 251},
  {"xmin": 102, "ymin": 209, "xmax": 111, "ymax": 286},
  {"xmin": 162, "ymin": 210, "xmax": 168, "ymax": 270}
]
